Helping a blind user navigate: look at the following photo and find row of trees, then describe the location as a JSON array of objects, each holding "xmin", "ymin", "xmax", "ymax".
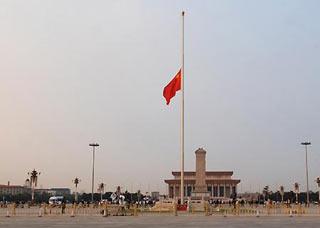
[
  {"xmin": 261, "ymin": 184, "xmax": 320, "ymax": 203},
  {"xmin": 259, "ymin": 191, "xmax": 320, "ymax": 203}
]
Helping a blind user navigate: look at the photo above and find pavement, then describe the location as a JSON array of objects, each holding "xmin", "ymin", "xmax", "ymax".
[{"xmin": 1, "ymin": 216, "xmax": 320, "ymax": 228}]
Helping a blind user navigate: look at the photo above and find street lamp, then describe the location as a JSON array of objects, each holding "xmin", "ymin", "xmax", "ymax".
[
  {"xmin": 89, "ymin": 143, "xmax": 99, "ymax": 203},
  {"xmin": 294, "ymin": 182, "xmax": 300, "ymax": 204},
  {"xmin": 316, "ymin": 177, "xmax": 320, "ymax": 203},
  {"xmin": 27, "ymin": 169, "xmax": 40, "ymax": 203},
  {"xmin": 137, "ymin": 189, "xmax": 141, "ymax": 203},
  {"xmin": 279, "ymin": 186, "xmax": 285, "ymax": 203},
  {"xmin": 98, "ymin": 183, "xmax": 105, "ymax": 201},
  {"xmin": 72, "ymin": 177, "xmax": 81, "ymax": 202},
  {"xmin": 301, "ymin": 141, "xmax": 311, "ymax": 206},
  {"xmin": 262, "ymin": 185, "xmax": 269, "ymax": 202}
]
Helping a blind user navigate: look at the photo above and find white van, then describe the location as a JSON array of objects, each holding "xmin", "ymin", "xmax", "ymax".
[{"xmin": 49, "ymin": 196, "xmax": 64, "ymax": 205}]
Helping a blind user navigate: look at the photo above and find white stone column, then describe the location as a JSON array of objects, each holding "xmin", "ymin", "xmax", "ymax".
[{"xmin": 195, "ymin": 149, "xmax": 207, "ymax": 192}]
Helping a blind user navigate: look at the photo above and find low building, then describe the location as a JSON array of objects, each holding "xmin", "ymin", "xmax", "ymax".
[
  {"xmin": 164, "ymin": 148, "xmax": 241, "ymax": 200},
  {"xmin": 50, "ymin": 188, "xmax": 71, "ymax": 196},
  {"xmin": 0, "ymin": 182, "xmax": 30, "ymax": 195},
  {"xmin": 151, "ymin": 191, "xmax": 160, "ymax": 200},
  {"xmin": 238, "ymin": 192, "xmax": 260, "ymax": 201},
  {"xmin": 0, "ymin": 182, "xmax": 70, "ymax": 196},
  {"xmin": 35, "ymin": 188, "xmax": 71, "ymax": 196}
]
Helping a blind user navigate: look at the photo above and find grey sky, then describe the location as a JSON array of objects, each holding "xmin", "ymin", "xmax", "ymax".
[{"xmin": 0, "ymin": 0, "xmax": 319, "ymax": 194}]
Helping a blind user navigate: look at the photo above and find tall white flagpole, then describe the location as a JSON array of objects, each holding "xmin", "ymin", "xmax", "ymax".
[{"xmin": 180, "ymin": 11, "xmax": 185, "ymax": 204}]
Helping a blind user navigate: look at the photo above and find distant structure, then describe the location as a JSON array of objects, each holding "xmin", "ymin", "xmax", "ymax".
[
  {"xmin": 0, "ymin": 182, "xmax": 30, "ymax": 195},
  {"xmin": 35, "ymin": 188, "xmax": 71, "ymax": 196},
  {"xmin": 238, "ymin": 192, "xmax": 260, "ymax": 201},
  {"xmin": 0, "ymin": 181, "xmax": 71, "ymax": 196},
  {"xmin": 151, "ymin": 191, "xmax": 160, "ymax": 201},
  {"xmin": 164, "ymin": 148, "xmax": 241, "ymax": 200}
]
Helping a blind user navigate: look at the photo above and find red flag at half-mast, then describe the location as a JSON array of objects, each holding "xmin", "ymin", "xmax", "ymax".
[{"xmin": 163, "ymin": 69, "xmax": 181, "ymax": 105}]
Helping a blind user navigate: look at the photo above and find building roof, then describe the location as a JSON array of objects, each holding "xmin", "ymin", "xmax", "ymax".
[
  {"xmin": 35, "ymin": 188, "xmax": 71, "ymax": 192},
  {"xmin": 171, "ymin": 171, "xmax": 233, "ymax": 176},
  {"xmin": 164, "ymin": 179, "xmax": 241, "ymax": 185},
  {"xmin": 50, "ymin": 188, "xmax": 70, "ymax": 190},
  {"xmin": 0, "ymin": 184, "xmax": 25, "ymax": 188}
]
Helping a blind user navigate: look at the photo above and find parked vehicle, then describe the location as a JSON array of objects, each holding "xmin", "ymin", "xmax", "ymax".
[{"xmin": 48, "ymin": 196, "xmax": 64, "ymax": 205}]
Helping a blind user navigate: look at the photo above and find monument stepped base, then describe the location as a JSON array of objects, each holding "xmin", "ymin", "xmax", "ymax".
[{"xmin": 191, "ymin": 191, "xmax": 211, "ymax": 200}]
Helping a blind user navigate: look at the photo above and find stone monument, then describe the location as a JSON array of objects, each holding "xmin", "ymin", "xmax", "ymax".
[{"xmin": 191, "ymin": 148, "xmax": 211, "ymax": 200}]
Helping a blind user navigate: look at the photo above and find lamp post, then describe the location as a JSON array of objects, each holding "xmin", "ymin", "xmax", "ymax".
[
  {"xmin": 27, "ymin": 169, "xmax": 40, "ymax": 203},
  {"xmin": 316, "ymin": 177, "xmax": 320, "ymax": 203},
  {"xmin": 137, "ymin": 189, "xmax": 141, "ymax": 203},
  {"xmin": 294, "ymin": 182, "xmax": 299, "ymax": 204},
  {"xmin": 262, "ymin": 185, "xmax": 269, "ymax": 202},
  {"xmin": 301, "ymin": 141, "xmax": 311, "ymax": 206},
  {"xmin": 25, "ymin": 179, "xmax": 31, "ymax": 188},
  {"xmin": 98, "ymin": 183, "xmax": 105, "ymax": 201},
  {"xmin": 279, "ymin": 186, "xmax": 285, "ymax": 203},
  {"xmin": 89, "ymin": 143, "xmax": 99, "ymax": 203},
  {"xmin": 72, "ymin": 177, "xmax": 81, "ymax": 202}
]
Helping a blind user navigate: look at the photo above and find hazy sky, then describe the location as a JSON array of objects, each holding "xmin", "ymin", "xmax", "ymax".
[{"xmin": 1, "ymin": 0, "xmax": 320, "ymax": 194}]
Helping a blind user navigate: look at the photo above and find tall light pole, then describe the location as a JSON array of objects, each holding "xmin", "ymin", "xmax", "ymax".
[
  {"xmin": 316, "ymin": 177, "xmax": 320, "ymax": 203},
  {"xmin": 27, "ymin": 169, "xmax": 40, "ymax": 203},
  {"xmin": 279, "ymin": 186, "xmax": 285, "ymax": 203},
  {"xmin": 72, "ymin": 177, "xmax": 81, "ymax": 202},
  {"xmin": 301, "ymin": 141, "xmax": 311, "ymax": 206},
  {"xmin": 294, "ymin": 182, "xmax": 299, "ymax": 203},
  {"xmin": 89, "ymin": 143, "xmax": 99, "ymax": 203},
  {"xmin": 98, "ymin": 183, "xmax": 105, "ymax": 201},
  {"xmin": 262, "ymin": 185, "xmax": 269, "ymax": 202}
]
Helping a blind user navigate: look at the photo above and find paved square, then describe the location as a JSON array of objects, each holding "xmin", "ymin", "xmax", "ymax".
[{"xmin": 1, "ymin": 216, "xmax": 320, "ymax": 228}]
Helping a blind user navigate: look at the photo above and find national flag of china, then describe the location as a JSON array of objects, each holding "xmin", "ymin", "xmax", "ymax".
[{"xmin": 163, "ymin": 69, "xmax": 181, "ymax": 105}]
